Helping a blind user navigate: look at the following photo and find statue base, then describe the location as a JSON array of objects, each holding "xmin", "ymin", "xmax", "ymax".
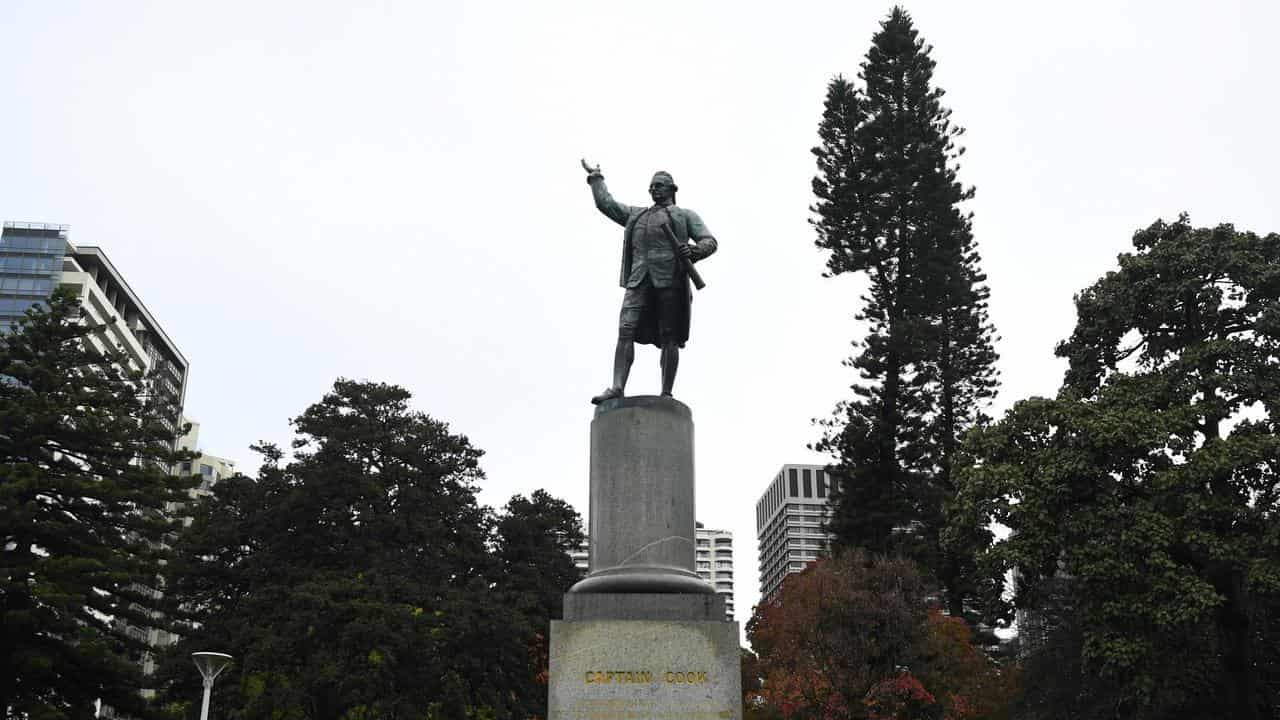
[
  {"xmin": 551, "ymin": 396, "xmax": 739, "ymax": 718},
  {"xmin": 548, "ymin": 608, "xmax": 742, "ymax": 719},
  {"xmin": 569, "ymin": 395, "xmax": 714, "ymax": 595}
]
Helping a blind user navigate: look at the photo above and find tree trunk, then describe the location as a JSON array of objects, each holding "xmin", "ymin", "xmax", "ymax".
[
  {"xmin": 1218, "ymin": 567, "xmax": 1258, "ymax": 720},
  {"xmin": 881, "ymin": 232, "xmax": 908, "ymax": 526}
]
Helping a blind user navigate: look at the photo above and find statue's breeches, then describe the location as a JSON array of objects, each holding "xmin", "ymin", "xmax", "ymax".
[{"xmin": 617, "ymin": 277, "xmax": 685, "ymax": 347}]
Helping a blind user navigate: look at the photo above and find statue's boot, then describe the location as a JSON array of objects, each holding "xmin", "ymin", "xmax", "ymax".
[
  {"xmin": 593, "ymin": 338, "xmax": 634, "ymax": 405},
  {"xmin": 591, "ymin": 387, "xmax": 624, "ymax": 405}
]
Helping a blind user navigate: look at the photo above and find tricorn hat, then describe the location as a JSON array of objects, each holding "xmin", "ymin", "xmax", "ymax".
[{"xmin": 650, "ymin": 170, "xmax": 678, "ymax": 191}]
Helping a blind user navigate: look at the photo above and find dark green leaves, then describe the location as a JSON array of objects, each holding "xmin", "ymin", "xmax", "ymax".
[
  {"xmin": 0, "ymin": 288, "xmax": 192, "ymax": 719},
  {"xmin": 961, "ymin": 217, "xmax": 1280, "ymax": 719},
  {"xmin": 811, "ymin": 7, "xmax": 998, "ymax": 620},
  {"xmin": 156, "ymin": 380, "xmax": 583, "ymax": 720}
]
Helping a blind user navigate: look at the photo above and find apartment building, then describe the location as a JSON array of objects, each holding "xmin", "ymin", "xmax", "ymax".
[
  {"xmin": 0, "ymin": 222, "xmax": 188, "ymax": 437},
  {"xmin": 695, "ymin": 523, "xmax": 735, "ymax": 621},
  {"xmin": 755, "ymin": 464, "xmax": 837, "ymax": 601}
]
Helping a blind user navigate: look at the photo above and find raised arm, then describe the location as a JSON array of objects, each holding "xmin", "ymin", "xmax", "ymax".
[{"xmin": 582, "ymin": 158, "xmax": 638, "ymax": 227}]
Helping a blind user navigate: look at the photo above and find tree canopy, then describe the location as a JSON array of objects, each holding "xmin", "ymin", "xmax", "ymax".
[
  {"xmin": 747, "ymin": 551, "xmax": 1014, "ymax": 720},
  {"xmin": 958, "ymin": 216, "xmax": 1280, "ymax": 718},
  {"xmin": 156, "ymin": 379, "xmax": 584, "ymax": 720},
  {"xmin": 0, "ymin": 288, "xmax": 191, "ymax": 719}
]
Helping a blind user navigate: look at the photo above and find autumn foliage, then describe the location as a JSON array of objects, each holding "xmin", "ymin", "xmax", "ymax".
[{"xmin": 747, "ymin": 552, "xmax": 1015, "ymax": 720}]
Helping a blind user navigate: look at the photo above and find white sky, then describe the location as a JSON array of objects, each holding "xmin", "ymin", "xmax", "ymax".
[{"xmin": 3, "ymin": 1, "xmax": 1279, "ymax": 626}]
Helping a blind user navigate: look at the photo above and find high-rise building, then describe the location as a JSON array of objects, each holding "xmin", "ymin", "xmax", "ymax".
[
  {"xmin": 569, "ymin": 521, "xmax": 736, "ymax": 621},
  {"xmin": 755, "ymin": 464, "xmax": 837, "ymax": 602},
  {"xmin": 569, "ymin": 543, "xmax": 590, "ymax": 573},
  {"xmin": 173, "ymin": 418, "xmax": 237, "ymax": 514},
  {"xmin": 0, "ymin": 222, "xmax": 64, "ymax": 329},
  {"xmin": 0, "ymin": 222, "xmax": 188, "ymax": 437},
  {"xmin": 695, "ymin": 523, "xmax": 735, "ymax": 621}
]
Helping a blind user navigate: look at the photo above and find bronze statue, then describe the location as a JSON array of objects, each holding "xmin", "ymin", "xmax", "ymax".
[{"xmin": 581, "ymin": 159, "xmax": 718, "ymax": 404}]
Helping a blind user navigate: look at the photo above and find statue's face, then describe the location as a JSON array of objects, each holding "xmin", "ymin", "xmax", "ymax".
[{"xmin": 648, "ymin": 178, "xmax": 675, "ymax": 204}]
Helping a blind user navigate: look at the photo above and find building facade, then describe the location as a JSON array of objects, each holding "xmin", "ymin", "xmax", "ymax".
[
  {"xmin": 0, "ymin": 222, "xmax": 65, "ymax": 329},
  {"xmin": 174, "ymin": 418, "xmax": 238, "ymax": 518},
  {"xmin": 755, "ymin": 463, "xmax": 837, "ymax": 602},
  {"xmin": 0, "ymin": 222, "xmax": 188, "ymax": 437},
  {"xmin": 569, "ymin": 543, "xmax": 590, "ymax": 574},
  {"xmin": 695, "ymin": 523, "xmax": 735, "ymax": 620}
]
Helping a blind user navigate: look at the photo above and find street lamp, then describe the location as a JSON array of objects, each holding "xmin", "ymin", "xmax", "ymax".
[{"xmin": 191, "ymin": 651, "xmax": 232, "ymax": 720}]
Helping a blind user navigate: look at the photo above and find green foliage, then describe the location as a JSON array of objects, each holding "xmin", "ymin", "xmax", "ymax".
[
  {"xmin": 492, "ymin": 489, "xmax": 585, "ymax": 717},
  {"xmin": 155, "ymin": 379, "xmax": 583, "ymax": 719},
  {"xmin": 1010, "ymin": 579, "xmax": 1126, "ymax": 720},
  {"xmin": 958, "ymin": 216, "xmax": 1280, "ymax": 719},
  {"xmin": 0, "ymin": 288, "xmax": 192, "ymax": 719},
  {"xmin": 494, "ymin": 489, "xmax": 585, "ymax": 627},
  {"xmin": 810, "ymin": 7, "xmax": 999, "ymax": 620}
]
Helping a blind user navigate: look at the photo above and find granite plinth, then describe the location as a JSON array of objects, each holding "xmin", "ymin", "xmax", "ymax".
[
  {"xmin": 563, "ymin": 593, "xmax": 726, "ymax": 622},
  {"xmin": 548, "ymin": 619, "xmax": 742, "ymax": 720},
  {"xmin": 570, "ymin": 396, "xmax": 713, "ymax": 595}
]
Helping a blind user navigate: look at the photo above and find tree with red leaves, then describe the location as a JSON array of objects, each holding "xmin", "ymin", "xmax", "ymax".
[{"xmin": 747, "ymin": 552, "xmax": 1015, "ymax": 720}]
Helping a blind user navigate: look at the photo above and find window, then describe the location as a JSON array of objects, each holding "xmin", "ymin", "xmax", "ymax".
[
  {"xmin": 788, "ymin": 468, "xmax": 798, "ymax": 497},
  {"xmin": 802, "ymin": 469, "xmax": 812, "ymax": 498},
  {"xmin": 817, "ymin": 469, "xmax": 827, "ymax": 498},
  {"xmin": 200, "ymin": 464, "xmax": 214, "ymax": 476}
]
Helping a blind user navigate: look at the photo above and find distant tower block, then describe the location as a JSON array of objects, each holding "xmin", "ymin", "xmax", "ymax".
[{"xmin": 755, "ymin": 464, "xmax": 837, "ymax": 601}]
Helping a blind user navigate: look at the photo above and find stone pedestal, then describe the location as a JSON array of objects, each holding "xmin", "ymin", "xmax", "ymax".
[
  {"xmin": 552, "ymin": 396, "xmax": 741, "ymax": 719},
  {"xmin": 569, "ymin": 396, "xmax": 713, "ymax": 595},
  {"xmin": 549, "ymin": 619, "xmax": 741, "ymax": 720},
  {"xmin": 563, "ymin": 593, "xmax": 725, "ymax": 622}
]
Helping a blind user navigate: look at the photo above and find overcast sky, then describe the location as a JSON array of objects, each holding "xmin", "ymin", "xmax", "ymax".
[{"xmin": 3, "ymin": 0, "xmax": 1279, "ymax": 625}]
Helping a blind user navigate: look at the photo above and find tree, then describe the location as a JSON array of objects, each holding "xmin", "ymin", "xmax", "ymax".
[
  {"xmin": 0, "ymin": 289, "xmax": 191, "ymax": 719},
  {"xmin": 491, "ymin": 489, "xmax": 585, "ymax": 717},
  {"xmin": 810, "ymin": 7, "xmax": 999, "ymax": 619},
  {"xmin": 958, "ymin": 216, "xmax": 1280, "ymax": 718},
  {"xmin": 741, "ymin": 647, "xmax": 778, "ymax": 719},
  {"xmin": 748, "ymin": 552, "xmax": 1015, "ymax": 720},
  {"xmin": 748, "ymin": 552, "xmax": 928, "ymax": 720},
  {"xmin": 157, "ymin": 380, "xmax": 537, "ymax": 719},
  {"xmin": 1009, "ymin": 581, "xmax": 1126, "ymax": 720},
  {"xmin": 914, "ymin": 611, "xmax": 1017, "ymax": 720}
]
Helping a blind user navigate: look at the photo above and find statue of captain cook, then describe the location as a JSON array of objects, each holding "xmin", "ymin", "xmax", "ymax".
[{"xmin": 581, "ymin": 159, "xmax": 718, "ymax": 404}]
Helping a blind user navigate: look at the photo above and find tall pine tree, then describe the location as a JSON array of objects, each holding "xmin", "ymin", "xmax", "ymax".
[
  {"xmin": 811, "ymin": 7, "xmax": 999, "ymax": 618},
  {"xmin": 0, "ymin": 289, "xmax": 191, "ymax": 719}
]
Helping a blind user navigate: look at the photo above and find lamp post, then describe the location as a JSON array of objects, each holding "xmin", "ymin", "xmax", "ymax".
[{"xmin": 191, "ymin": 652, "xmax": 232, "ymax": 720}]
